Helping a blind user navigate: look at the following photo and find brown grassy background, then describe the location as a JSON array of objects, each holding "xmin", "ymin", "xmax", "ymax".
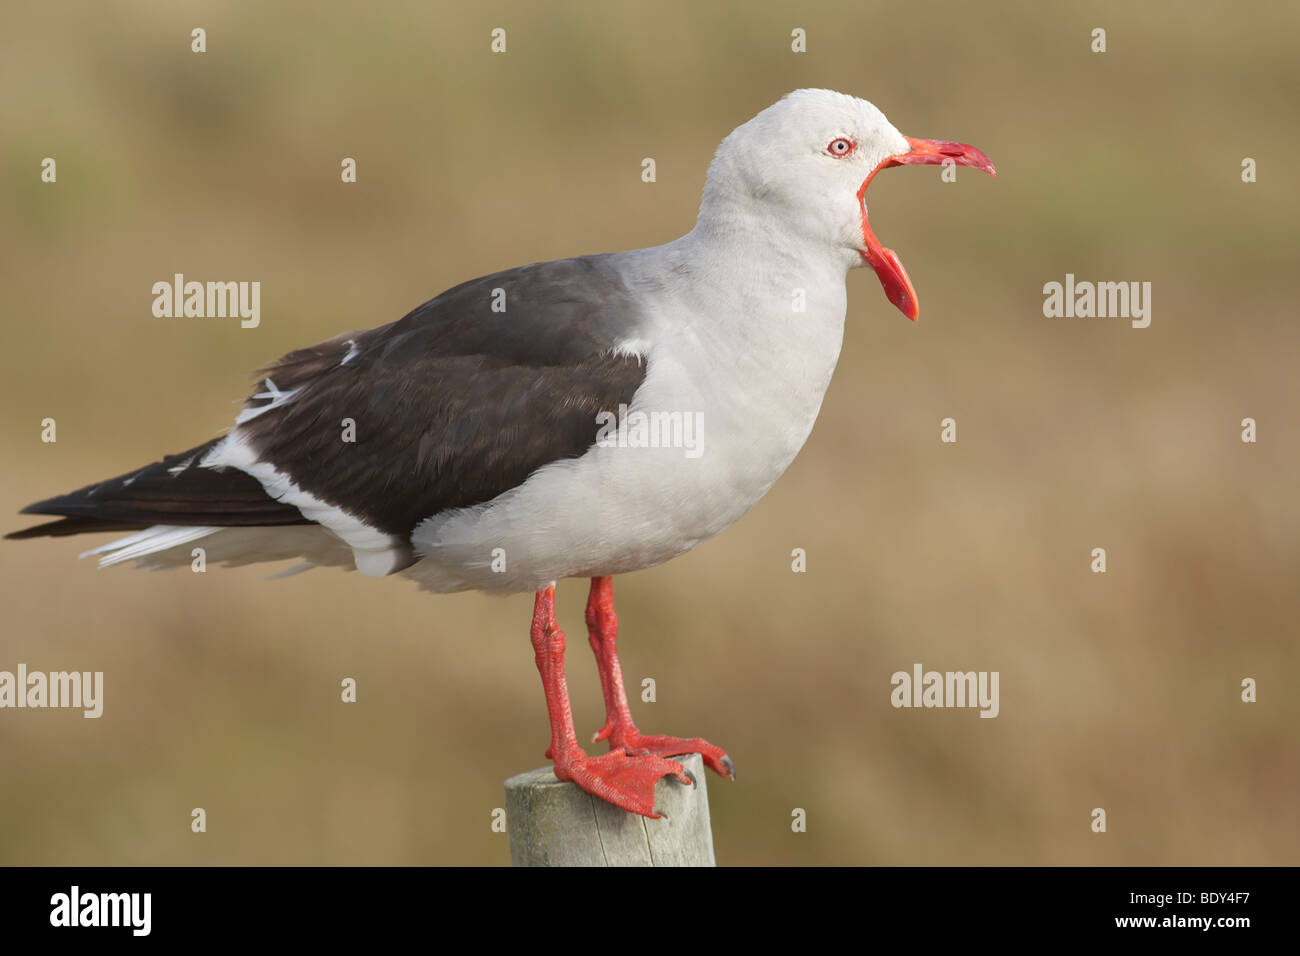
[{"xmin": 0, "ymin": 0, "xmax": 1296, "ymax": 865}]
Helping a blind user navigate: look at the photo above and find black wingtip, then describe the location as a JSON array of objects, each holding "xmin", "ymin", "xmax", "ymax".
[
  {"xmin": 7, "ymin": 439, "xmax": 311, "ymax": 535},
  {"xmin": 6, "ymin": 520, "xmax": 58, "ymax": 540},
  {"xmin": 6, "ymin": 516, "xmax": 148, "ymax": 540}
]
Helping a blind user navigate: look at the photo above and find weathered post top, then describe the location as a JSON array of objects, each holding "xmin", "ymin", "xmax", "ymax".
[{"xmin": 504, "ymin": 752, "xmax": 715, "ymax": 866}]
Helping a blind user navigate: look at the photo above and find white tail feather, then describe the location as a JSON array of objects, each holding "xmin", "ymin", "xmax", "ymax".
[
  {"xmin": 76, "ymin": 524, "xmax": 357, "ymax": 574},
  {"xmin": 81, "ymin": 525, "xmax": 221, "ymax": 567}
]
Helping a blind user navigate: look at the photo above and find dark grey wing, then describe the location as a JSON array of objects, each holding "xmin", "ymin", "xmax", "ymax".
[
  {"xmin": 7, "ymin": 255, "xmax": 647, "ymax": 544},
  {"xmin": 237, "ymin": 254, "xmax": 649, "ymax": 538}
]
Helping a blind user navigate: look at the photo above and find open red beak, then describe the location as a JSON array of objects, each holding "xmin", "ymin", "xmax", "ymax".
[{"xmin": 858, "ymin": 137, "xmax": 996, "ymax": 321}]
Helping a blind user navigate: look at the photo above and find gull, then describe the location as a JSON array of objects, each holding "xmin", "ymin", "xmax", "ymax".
[{"xmin": 9, "ymin": 89, "xmax": 995, "ymax": 817}]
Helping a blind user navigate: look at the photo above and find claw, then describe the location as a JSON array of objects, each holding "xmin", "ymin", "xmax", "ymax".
[
  {"xmin": 653, "ymin": 806, "xmax": 668, "ymax": 820},
  {"xmin": 721, "ymin": 755, "xmax": 736, "ymax": 780}
]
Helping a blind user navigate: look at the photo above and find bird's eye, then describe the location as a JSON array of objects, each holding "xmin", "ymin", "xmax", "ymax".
[{"xmin": 827, "ymin": 137, "xmax": 855, "ymax": 157}]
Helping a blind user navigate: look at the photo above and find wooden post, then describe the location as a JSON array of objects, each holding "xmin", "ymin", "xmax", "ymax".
[{"xmin": 504, "ymin": 753, "xmax": 716, "ymax": 866}]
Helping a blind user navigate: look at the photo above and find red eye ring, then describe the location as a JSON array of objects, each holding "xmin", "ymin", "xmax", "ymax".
[{"xmin": 827, "ymin": 137, "xmax": 856, "ymax": 158}]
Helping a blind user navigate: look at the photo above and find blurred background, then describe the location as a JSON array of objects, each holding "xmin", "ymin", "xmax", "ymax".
[{"xmin": 1, "ymin": 0, "xmax": 1296, "ymax": 865}]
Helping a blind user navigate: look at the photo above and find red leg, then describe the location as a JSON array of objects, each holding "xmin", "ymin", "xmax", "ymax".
[
  {"xmin": 586, "ymin": 576, "xmax": 735, "ymax": 780},
  {"xmin": 529, "ymin": 585, "xmax": 691, "ymax": 818}
]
